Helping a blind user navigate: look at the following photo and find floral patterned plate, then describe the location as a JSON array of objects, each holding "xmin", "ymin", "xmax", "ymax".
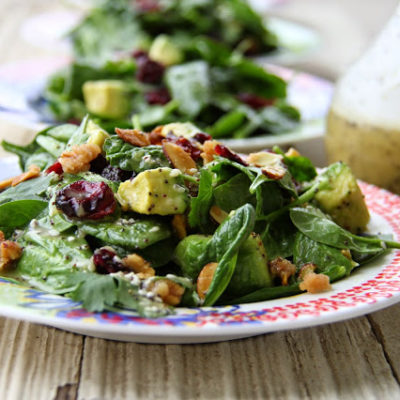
[{"xmin": 0, "ymin": 157, "xmax": 399, "ymax": 343}]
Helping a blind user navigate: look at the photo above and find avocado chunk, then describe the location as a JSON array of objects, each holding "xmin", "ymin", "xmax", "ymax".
[
  {"xmin": 173, "ymin": 234, "xmax": 211, "ymax": 279},
  {"xmin": 160, "ymin": 122, "xmax": 201, "ymax": 139},
  {"xmin": 149, "ymin": 35, "xmax": 184, "ymax": 66},
  {"xmin": 82, "ymin": 80, "xmax": 131, "ymax": 119},
  {"xmin": 315, "ymin": 162, "xmax": 370, "ymax": 233},
  {"xmin": 227, "ymin": 233, "xmax": 272, "ymax": 298},
  {"xmin": 174, "ymin": 232, "xmax": 272, "ymax": 298},
  {"xmin": 86, "ymin": 120, "xmax": 110, "ymax": 148},
  {"xmin": 117, "ymin": 167, "xmax": 189, "ymax": 215}
]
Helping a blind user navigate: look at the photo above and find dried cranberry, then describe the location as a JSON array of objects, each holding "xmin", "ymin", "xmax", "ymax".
[
  {"xmin": 90, "ymin": 154, "xmax": 108, "ymax": 175},
  {"xmin": 136, "ymin": 56, "xmax": 164, "ymax": 84},
  {"xmin": 194, "ymin": 132, "xmax": 212, "ymax": 144},
  {"xmin": 132, "ymin": 49, "xmax": 148, "ymax": 60},
  {"xmin": 45, "ymin": 161, "xmax": 63, "ymax": 175},
  {"xmin": 145, "ymin": 87, "xmax": 171, "ymax": 105},
  {"xmin": 214, "ymin": 144, "xmax": 247, "ymax": 166},
  {"xmin": 55, "ymin": 181, "xmax": 116, "ymax": 220},
  {"xmin": 67, "ymin": 118, "xmax": 81, "ymax": 125},
  {"xmin": 237, "ymin": 93, "xmax": 275, "ymax": 110},
  {"xmin": 93, "ymin": 247, "xmax": 128, "ymax": 274},
  {"xmin": 165, "ymin": 134, "xmax": 201, "ymax": 161},
  {"xmin": 135, "ymin": 0, "xmax": 160, "ymax": 12},
  {"xmin": 101, "ymin": 165, "xmax": 133, "ymax": 182}
]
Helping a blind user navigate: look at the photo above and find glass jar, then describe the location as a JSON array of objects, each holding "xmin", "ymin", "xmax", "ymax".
[{"xmin": 326, "ymin": 4, "xmax": 400, "ymax": 194}]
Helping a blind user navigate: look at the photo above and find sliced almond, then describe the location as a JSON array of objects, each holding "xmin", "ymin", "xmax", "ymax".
[
  {"xmin": 115, "ymin": 128, "xmax": 151, "ymax": 147},
  {"xmin": 162, "ymin": 141, "xmax": 197, "ymax": 175},
  {"xmin": 209, "ymin": 205, "xmax": 228, "ymax": 224}
]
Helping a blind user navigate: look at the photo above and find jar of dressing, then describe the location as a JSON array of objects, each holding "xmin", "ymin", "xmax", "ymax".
[{"xmin": 326, "ymin": 4, "xmax": 400, "ymax": 194}]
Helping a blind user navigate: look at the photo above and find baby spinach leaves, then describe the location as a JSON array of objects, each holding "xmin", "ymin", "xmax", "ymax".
[
  {"xmin": 104, "ymin": 136, "xmax": 170, "ymax": 172},
  {"xmin": 204, "ymin": 203, "xmax": 255, "ymax": 306}
]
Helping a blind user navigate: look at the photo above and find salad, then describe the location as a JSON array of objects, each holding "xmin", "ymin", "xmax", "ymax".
[
  {"xmin": 1, "ymin": 118, "xmax": 398, "ymax": 318},
  {"xmin": 37, "ymin": 0, "xmax": 300, "ymax": 139},
  {"xmin": 69, "ymin": 0, "xmax": 279, "ymax": 63}
]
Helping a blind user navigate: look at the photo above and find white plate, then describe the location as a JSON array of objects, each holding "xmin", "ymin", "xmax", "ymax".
[{"xmin": 0, "ymin": 161, "xmax": 399, "ymax": 343}]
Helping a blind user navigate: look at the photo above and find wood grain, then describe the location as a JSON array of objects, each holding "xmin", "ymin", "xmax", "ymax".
[{"xmin": 0, "ymin": 317, "xmax": 83, "ymax": 400}]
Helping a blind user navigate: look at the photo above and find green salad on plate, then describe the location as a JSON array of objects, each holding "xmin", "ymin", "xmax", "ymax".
[{"xmin": 0, "ymin": 118, "xmax": 397, "ymax": 318}]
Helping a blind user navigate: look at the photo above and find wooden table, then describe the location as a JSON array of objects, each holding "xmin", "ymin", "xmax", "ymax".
[{"xmin": 1, "ymin": 1, "xmax": 400, "ymax": 399}]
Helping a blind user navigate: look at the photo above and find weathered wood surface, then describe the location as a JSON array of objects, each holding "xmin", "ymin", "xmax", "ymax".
[{"xmin": 1, "ymin": 0, "xmax": 400, "ymax": 399}]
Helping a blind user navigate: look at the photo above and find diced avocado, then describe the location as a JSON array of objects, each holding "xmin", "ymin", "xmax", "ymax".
[
  {"xmin": 86, "ymin": 120, "xmax": 110, "ymax": 148},
  {"xmin": 117, "ymin": 167, "xmax": 189, "ymax": 215},
  {"xmin": 149, "ymin": 34, "xmax": 184, "ymax": 66},
  {"xmin": 315, "ymin": 162, "xmax": 370, "ymax": 233},
  {"xmin": 173, "ymin": 234, "xmax": 211, "ymax": 279},
  {"xmin": 227, "ymin": 233, "xmax": 272, "ymax": 297},
  {"xmin": 82, "ymin": 80, "xmax": 131, "ymax": 119},
  {"xmin": 160, "ymin": 122, "xmax": 200, "ymax": 138}
]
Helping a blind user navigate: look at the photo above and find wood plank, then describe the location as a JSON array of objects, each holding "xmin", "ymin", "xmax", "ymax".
[
  {"xmin": 0, "ymin": 317, "xmax": 83, "ymax": 400},
  {"xmin": 77, "ymin": 315, "xmax": 399, "ymax": 400},
  {"xmin": 368, "ymin": 303, "xmax": 400, "ymax": 381}
]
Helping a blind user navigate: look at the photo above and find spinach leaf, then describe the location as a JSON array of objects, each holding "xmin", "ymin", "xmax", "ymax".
[
  {"xmin": 104, "ymin": 136, "xmax": 170, "ymax": 172},
  {"xmin": 166, "ymin": 61, "xmax": 210, "ymax": 118},
  {"xmin": 290, "ymin": 205, "xmax": 399, "ymax": 253},
  {"xmin": 0, "ymin": 200, "xmax": 47, "ymax": 232},
  {"xmin": 188, "ymin": 168, "xmax": 214, "ymax": 232},
  {"xmin": 293, "ymin": 232, "xmax": 356, "ymax": 275},
  {"xmin": 78, "ymin": 217, "xmax": 171, "ymax": 249},
  {"xmin": 204, "ymin": 203, "xmax": 256, "ymax": 305},
  {"xmin": 0, "ymin": 175, "xmax": 52, "ymax": 205}
]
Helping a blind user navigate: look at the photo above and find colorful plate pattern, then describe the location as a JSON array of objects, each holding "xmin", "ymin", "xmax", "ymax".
[{"xmin": 0, "ymin": 160, "xmax": 399, "ymax": 343}]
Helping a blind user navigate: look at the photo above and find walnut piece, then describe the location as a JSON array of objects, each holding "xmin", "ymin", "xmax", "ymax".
[
  {"xmin": 59, "ymin": 143, "xmax": 101, "ymax": 174},
  {"xmin": 115, "ymin": 128, "xmax": 151, "ymax": 147},
  {"xmin": 200, "ymin": 140, "xmax": 218, "ymax": 164},
  {"xmin": 0, "ymin": 231, "xmax": 22, "ymax": 272},
  {"xmin": 269, "ymin": 257, "xmax": 296, "ymax": 286},
  {"xmin": 122, "ymin": 254, "xmax": 155, "ymax": 279},
  {"xmin": 151, "ymin": 279, "xmax": 185, "ymax": 306},
  {"xmin": 162, "ymin": 141, "xmax": 197, "ymax": 175},
  {"xmin": 299, "ymin": 272, "xmax": 331, "ymax": 294},
  {"xmin": 0, "ymin": 164, "xmax": 41, "ymax": 190}
]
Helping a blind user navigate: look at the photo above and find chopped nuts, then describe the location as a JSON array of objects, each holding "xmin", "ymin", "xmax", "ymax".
[
  {"xmin": 247, "ymin": 151, "xmax": 286, "ymax": 180},
  {"xmin": 115, "ymin": 128, "xmax": 151, "ymax": 147},
  {"xmin": 200, "ymin": 140, "xmax": 218, "ymax": 164},
  {"xmin": 269, "ymin": 257, "xmax": 296, "ymax": 286},
  {"xmin": 0, "ymin": 164, "xmax": 41, "ymax": 190},
  {"xmin": 172, "ymin": 214, "xmax": 187, "ymax": 239},
  {"xmin": 59, "ymin": 143, "xmax": 101, "ymax": 174},
  {"xmin": 150, "ymin": 279, "xmax": 185, "ymax": 306},
  {"xmin": 122, "ymin": 254, "xmax": 155, "ymax": 279},
  {"xmin": 0, "ymin": 231, "xmax": 22, "ymax": 272},
  {"xmin": 298, "ymin": 263, "xmax": 317, "ymax": 281},
  {"xmin": 209, "ymin": 205, "xmax": 228, "ymax": 224},
  {"xmin": 162, "ymin": 141, "xmax": 197, "ymax": 175},
  {"xmin": 197, "ymin": 262, "xmax": 218, "ymax": 299},
  {"xmin": 299, "ymin": 272, "xmax": 331, "ymax": 294}
]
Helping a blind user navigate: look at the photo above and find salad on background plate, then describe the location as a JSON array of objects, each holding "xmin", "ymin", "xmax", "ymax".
[{"xmin": 0, "ymin": 117, "xmax": 399, "ymax": 336}]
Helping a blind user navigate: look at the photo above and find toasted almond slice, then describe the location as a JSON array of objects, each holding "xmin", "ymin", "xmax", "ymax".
[
  {"xmin": 59, "ymin": 143, "xmax": 101, "ymax": 174},
  {"xmin": 122, "ymin": 253, "xmax": 155, "ymax": 279},
  {"xmin": 197, "ymin": 262, "xmax": 218, "ymax": 300},
  {"xmin": 172, "ymin": 214, "xmax": 187, "ymax": 239},
  {"xmin": 285, "ymin": 147, "xmax": 301, "ymax": 157},
  {"xmin": 209, "ymin": 205, "xmax": 228, "ymax": 224},
  {"xmin": 0, "ymin": 177, "xmax": 13, "ymax": 190},
  {"xmin": 261, "ymin": 165, "xmax": 286, "ymax": 180},
  {"xmin": 247, "ymin": 151, "xmax": 283, "ymax": 168},
  {"xmin": 163, "ymin": 141, "xmax": 197, "ymax": 175},
  {"xmin": 0, "ymin": 240, "xmax": 22, "ymax": 272},
  {"xmin": 115, "ymin": 128, "xmax": 151, "ymax": 147},
  {"xmin": 11, "ymin": 164, "xmax": 41, "ymax": 186}
]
